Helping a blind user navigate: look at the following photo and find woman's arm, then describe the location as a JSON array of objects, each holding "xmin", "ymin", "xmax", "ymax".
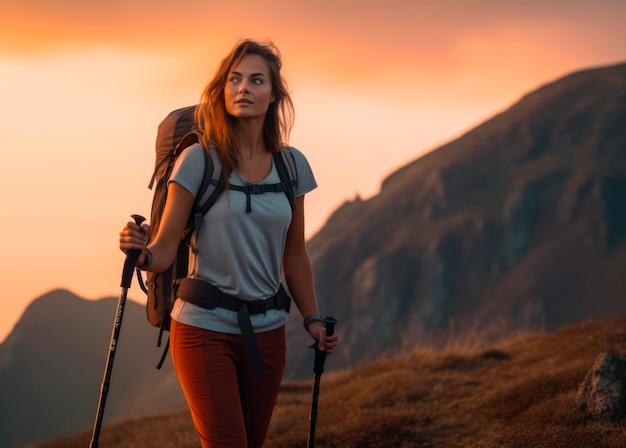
[
  {"xmin": 283, "ymin": 195, "xmax": 338, "ymax": 353},
  {"xmin": 119, "ymin": 182, "xmax": 195, "ymax": 272}
]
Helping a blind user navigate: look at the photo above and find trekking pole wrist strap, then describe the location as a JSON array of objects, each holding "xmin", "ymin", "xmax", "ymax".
[
  {"xmin": 137, "ymin": 248, "xmax": 153, "ymax": 271},
  {"xmin": 303, "ymin": 314, "xmax": 324, "ymax": 331}
]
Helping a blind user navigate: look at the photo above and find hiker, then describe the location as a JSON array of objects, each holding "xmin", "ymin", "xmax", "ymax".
[{"xmin": 119, "ymin": 39, "xmax": 338, "ymax": 448}]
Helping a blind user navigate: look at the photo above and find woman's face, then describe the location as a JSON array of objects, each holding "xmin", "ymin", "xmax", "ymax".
[{"xmin": 224, "ymin": 54, "xmax": 274, "ymax": 120}]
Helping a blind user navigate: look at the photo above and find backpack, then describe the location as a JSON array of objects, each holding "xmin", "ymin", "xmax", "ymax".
[{"xmin": 137, "ymin": 105, "xmax": 298, "ymax": 368}]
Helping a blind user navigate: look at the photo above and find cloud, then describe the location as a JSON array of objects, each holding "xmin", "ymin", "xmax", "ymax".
[
  {"xmin": 3, "ymin": 0, "xmax": 625, "ymax": 55},
  {"xmin": 2, "ymin": 0, "xmax": 625, "ymax": 129},
  {"xmin": 1, "ymin": 0, "xmax": 625, "ymax": 115}
]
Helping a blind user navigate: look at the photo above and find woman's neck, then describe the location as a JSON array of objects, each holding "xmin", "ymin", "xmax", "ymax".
[{"xmin": 235, "ymin": 119, "xmax": 267, "ymax": 159}]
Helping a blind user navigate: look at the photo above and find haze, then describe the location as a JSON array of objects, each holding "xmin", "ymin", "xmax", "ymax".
[{"xmin": 1, "ymin": 0, "xmax": 625, "ymax": 343}]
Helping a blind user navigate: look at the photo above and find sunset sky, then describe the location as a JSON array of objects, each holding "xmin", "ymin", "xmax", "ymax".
[{"xmin": 1, "ymin": 0, "xmax": 625, "ymax": 343}]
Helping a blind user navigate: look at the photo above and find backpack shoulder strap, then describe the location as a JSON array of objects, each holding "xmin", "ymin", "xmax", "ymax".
[
  {"xmin": 274, "ymin": 147, "xmax": 298, "ymax": 211},
  {"xmin": 196, "ymin": 146, "xmax": 224, "ymax": 215},
  {"xmin": 188, "ymin": 146, "xmax": 224, "ymax": 251}
]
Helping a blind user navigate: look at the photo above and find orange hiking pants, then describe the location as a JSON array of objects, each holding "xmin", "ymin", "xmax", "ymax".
[{"xmin": 170, "ymin": 319, "xmax": 286, "ymax": 448}]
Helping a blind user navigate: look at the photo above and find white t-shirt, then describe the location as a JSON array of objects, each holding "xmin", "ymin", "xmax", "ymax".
[{"xmin": 168, "ymin": 143, "xmax": 317, "ymax": 334}]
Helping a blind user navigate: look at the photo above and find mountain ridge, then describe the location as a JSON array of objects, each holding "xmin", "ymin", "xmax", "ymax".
[{"xmin": 297, "ymin": 60, "xmax": 626, "ymax": 378}]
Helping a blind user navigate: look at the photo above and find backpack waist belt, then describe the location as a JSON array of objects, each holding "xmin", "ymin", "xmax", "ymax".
[{"xmin": 177, "ymin": 277, "xmax": 291, "ymax": 378}]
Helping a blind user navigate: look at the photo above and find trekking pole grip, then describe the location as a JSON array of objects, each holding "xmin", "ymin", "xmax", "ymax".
[
  {"xmin": 312, "ymin": 317, "xmax": 336, "ymax": 375},
  {"xmin": 323, "ymin": 316, "xmax": 337, "ymax": 337},
  {"xmin": 131, "ymin": 214, "xmax": 146, "ymax": 227},
  {"xmin": 121, "ymin": 214, "xmax": 146, "ymax": 288}
]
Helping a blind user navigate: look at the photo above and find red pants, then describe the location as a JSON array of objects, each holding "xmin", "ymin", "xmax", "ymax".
[{"xmin": 170, "ymin": 319, "xmax": 286, "ymax": 448}]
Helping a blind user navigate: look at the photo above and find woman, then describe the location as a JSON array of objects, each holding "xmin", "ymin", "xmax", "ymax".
[{"xmin": 119, "ymin": 39, "xmax": 338, "ymax": 447}]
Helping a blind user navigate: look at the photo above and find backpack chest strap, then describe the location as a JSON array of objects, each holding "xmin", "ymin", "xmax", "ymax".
[{"xmin": 229, "ymin": 182, "xmax": 287, "ymax": 213}]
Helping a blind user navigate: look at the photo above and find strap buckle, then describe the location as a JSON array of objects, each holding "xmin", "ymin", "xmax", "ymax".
[{"xmin": 247, "ymin": 300, "xmax": 267, "ymax": 314}]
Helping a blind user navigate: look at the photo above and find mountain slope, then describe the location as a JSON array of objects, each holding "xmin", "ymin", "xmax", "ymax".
[
  {"xmin": 0, "ymin": 289, "xmax": 185, "ymax": 448},
  {"xmin": 285, "ymin": 61, "xmax": 626, "ymax": 378},
  {"xmin": 34, "ymin": 316, "xmax": 626, "ymax": 448}
]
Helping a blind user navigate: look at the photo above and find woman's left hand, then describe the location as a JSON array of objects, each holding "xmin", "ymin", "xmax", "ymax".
[{"xmin": 307, "ymin": 322, "xmax": 338, "ymax": 354}]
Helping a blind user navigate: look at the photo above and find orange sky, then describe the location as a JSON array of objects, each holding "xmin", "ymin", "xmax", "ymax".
[{"xmin": 1, "ymin": 0, "xmax": 625, "ymax": 344}]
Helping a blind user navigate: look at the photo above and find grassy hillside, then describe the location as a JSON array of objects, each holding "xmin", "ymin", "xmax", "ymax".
[{"xmin": 32, "ymin": 316, "xmax": 626, "ymax": 447}]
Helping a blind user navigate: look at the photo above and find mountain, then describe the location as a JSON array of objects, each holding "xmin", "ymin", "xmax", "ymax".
[
  {"xmin": 0, "ymin": 289, "xmax": 186, "ymax": 448},
  {"xmin": 283, "ymin": 61, "xmax": 626, "ymax": 378}
]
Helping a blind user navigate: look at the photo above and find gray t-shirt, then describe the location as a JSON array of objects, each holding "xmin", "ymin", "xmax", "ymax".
[{"xmin": 168, "ymin": 143, "xmax": 317, "ymax": 334}]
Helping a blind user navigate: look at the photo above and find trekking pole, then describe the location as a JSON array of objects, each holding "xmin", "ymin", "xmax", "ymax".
[
  {"xmin": 307, "ymin": 316, "xmax": 337, "ymax": 448},
  {"xmin": 89, "ymin": 214, "xmax": 145, "ymax": 448}
]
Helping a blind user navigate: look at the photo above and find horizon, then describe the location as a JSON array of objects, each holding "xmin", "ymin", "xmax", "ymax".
[{"xmin": 1, "ymin": 0, "xmax": 626, "ymax": 344}]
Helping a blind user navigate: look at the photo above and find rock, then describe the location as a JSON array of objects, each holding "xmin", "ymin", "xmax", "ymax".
[{"xmin": 576, "ymin": 352, "xmax": 626, "ymax": 422}]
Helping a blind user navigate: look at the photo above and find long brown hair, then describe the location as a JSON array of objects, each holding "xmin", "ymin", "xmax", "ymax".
[{"xmin": 195, "ymin": 39, "xmax": 294, "ymax": 183}]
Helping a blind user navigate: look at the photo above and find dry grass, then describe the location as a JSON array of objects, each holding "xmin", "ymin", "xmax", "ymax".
[{"xmin": 33, "ymin": 317, "xmax": 626, "ymax": 447}]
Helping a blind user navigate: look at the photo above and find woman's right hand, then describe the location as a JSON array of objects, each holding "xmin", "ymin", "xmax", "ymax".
[{"xmin": 119, "ymin": 220, "xmax": 150, "ymax": 255}]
